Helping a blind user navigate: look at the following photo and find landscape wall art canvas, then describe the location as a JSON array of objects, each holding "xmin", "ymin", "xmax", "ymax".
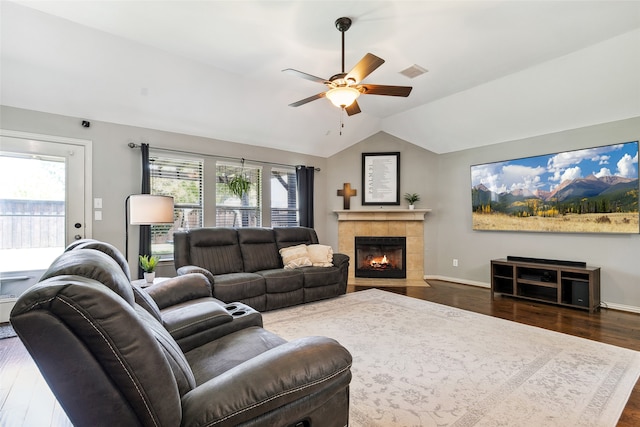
[{"xmin": 471, "ymin": 141, "xmax": 639, "ymax": 233}]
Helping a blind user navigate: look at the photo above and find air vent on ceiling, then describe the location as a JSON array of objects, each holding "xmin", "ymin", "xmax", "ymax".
[{"xmin": 399, "ymin": 64, "xmax": 428, "ymax": 79}]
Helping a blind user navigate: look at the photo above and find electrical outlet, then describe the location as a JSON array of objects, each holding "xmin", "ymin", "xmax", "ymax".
[{"xmin": 453, "ymin": 259, "xmax": 459, "ymax": 267}]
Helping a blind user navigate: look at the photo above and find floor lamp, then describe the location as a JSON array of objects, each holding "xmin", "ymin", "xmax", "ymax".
[{"xmin": 125, "ymin": 194, "xmax": 174, "ymax": 264}]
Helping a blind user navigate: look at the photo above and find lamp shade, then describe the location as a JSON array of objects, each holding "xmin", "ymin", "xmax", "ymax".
[
  {"xmin": 129, "ymin": 195, "xmax": 174, "ymax": 224},
  {"xmin": 326, "ymin": 86, "xmax": 360, "ymax": 108}
]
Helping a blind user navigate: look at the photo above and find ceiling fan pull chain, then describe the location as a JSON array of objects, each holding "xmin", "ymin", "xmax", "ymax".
[{"xmin": 339, "ymin": 108, "xmax": 345, "ymax": 136}]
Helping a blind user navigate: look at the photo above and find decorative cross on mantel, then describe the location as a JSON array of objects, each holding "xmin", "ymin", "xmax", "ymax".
[{"xmin": 337, "ymin": 183, "xmax": 357, "ymax": 210}]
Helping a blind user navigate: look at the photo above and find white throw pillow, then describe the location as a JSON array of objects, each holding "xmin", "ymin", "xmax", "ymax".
[
  {"xmin": 279, "ymin": 244, "xmax": 312, "ymax": 269},
  {"xmin": 307, "ymin": 244, "xmax": 334, "ymax": 267}
]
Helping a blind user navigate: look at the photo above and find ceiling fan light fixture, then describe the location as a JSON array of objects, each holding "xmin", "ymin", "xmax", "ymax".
[{"xmin": 326, "ymin": 86, "xmax": 360, "ymax": 108}]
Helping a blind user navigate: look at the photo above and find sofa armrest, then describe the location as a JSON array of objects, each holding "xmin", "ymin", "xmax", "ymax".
[
  {"xmin": 181, "ymin": 336, "xmax": 352, "ymax": 427},
  {"xmin": 161, "ymin": 300, "xmax": 233, "ymax": 341},
  {"xmin": 177, "ymin": 265, "xmax": 215, "ymax": 285},
  {"xmin": 332, "ymin": 252, "xmax": 350, "ymax": 269},
  {"xmin": 144, "ymin": 273, "xmax": 212, "ymax": 310}
]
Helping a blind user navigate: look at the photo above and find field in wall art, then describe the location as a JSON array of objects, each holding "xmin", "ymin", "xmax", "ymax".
[{"xmin": 471, "ymin": 141, "xmax": 639, "ymax": 233}]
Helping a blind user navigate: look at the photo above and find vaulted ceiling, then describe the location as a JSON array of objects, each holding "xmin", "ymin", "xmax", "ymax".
[{"xmin": 1, "ymin": 1, "xmax": 639, "ymax": 157}]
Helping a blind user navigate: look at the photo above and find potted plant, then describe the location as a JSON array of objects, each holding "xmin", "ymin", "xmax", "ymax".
[
  {"xmin": 404, "ymin": 192, "xmax": 420, "ymax": 210},
  {"xmin": 139, "ymin": 254, "xmax": 159, "ymax": 283},
  {"xmin": 228, "ymin": 174, "xmax": 251, "ymax": 198}
]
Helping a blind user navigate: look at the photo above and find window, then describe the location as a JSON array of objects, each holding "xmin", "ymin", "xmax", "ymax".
[
  {"xmin": 150, "ymin": 155, "xmax": 203, "ymax": 259},
  {"xmin": 271, "ymin": 167, "xmax": 299, "ymax": 227},
  {"xmin": 216, "ymin": 162, "xmax": 261, "ymax": 227}
]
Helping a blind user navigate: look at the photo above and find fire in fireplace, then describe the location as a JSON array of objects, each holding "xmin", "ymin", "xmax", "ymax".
[{"xmin": 355, "ymin": 236, "xmax": 406, "ymax": 279}]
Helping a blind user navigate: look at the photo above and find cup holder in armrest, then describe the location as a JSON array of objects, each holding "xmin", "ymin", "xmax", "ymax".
[{"xmin": 225, "ymin": 303, "xmax": 251, "ymax": 317}]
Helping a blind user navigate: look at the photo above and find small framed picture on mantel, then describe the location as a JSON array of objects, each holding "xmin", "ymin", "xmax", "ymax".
[{"xmin": 362, "ymin": 152, "xmax": 400, "ymax": 205}]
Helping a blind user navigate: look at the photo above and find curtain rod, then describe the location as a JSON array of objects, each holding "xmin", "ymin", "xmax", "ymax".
[{"xmin": 127, "ymin": 142, "xmax": 320, "ymax": 172}]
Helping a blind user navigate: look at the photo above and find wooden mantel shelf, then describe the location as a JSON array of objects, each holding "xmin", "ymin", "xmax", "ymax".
[{"xmin": 334, "ymin": 209, "xmax": 432, "ymax": 221}]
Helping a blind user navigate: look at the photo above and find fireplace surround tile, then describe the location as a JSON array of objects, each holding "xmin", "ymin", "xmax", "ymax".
[{"xmin": 335, "ymin": 209, "xmax": 430, "ymax": 286}]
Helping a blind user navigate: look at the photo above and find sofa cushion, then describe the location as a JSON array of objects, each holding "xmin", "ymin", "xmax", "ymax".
[
  {"xmin": 135, "ymin": 305, "xmax": 197, "ymax": 397},
  {"xmin": 189, "ymin": 228, "xmax": 243, "ymax": 274},
  {"xmin": 279, "ymin": 244, "xmax": 312, "ymax": 269},
  {"xmin": 185, "ymin": 326, "xmax": 287, "ymax": 385},
  {"xmin": 273, "ymin": 226, "xmax": 319, "ymax": 250},
  {"xmin": 302, "ymin": 266, "xmax": 342, "ymax": 288},
  {"xmin": 258, "ymin": 268, "xmax": 304, "ymax": 293},
  {"xmin": 213, "ymin": 272, "xmax": 265, "ymax": 302},
  {"xmin": 307, "ymin": 244, "xmax": 334, "ymax": 267},
  {"xmin": 40, "ymin": 250, "xmax": 135, "ymax": 306},
  {"xmin": 69, "ymin": 240, "xmax": 132, "ymax": 280},
  {"xmin": 237, "ymin": 228, "xmax": 281, "ymax": 272}
]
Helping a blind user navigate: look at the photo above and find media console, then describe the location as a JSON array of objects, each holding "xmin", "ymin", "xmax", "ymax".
[{"xmin": 491, "ymin": 258, "xmax": 601, "ymax": 313}]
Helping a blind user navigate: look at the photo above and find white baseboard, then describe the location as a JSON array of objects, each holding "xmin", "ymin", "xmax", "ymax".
[
  {"xmin": 424, "ymin": 275, "xmax": 640, "ymax": 314},
  {"xmin": 0, "ymin": 298, "xmax": 17, "ymax": 323},
  {"xmin": 424, "ymin": 275, "xmax": 490, "ymax": 288},
  {"xmin": 600, "ymin": 301, "xmax": 640, "ymax": 314}
]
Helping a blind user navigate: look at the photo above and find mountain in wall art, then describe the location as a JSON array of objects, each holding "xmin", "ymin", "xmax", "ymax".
[{"xmin": 471, "ymin": 141, "xmax": 639, "ymax": 233}]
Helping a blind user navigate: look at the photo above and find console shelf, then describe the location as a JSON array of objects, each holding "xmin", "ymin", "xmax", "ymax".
[{"xmin": 491, "ymin": 258, "xmax": 601, "ymax": 312}]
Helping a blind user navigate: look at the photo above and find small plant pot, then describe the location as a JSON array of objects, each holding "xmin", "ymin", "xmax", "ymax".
[
  {"xmin": 144, "ymin": 272, "xmax": 155, "ymax": 283},
  {"xmin": 409, "ymin": 204, "xmax": 415, "ymax": 210}
]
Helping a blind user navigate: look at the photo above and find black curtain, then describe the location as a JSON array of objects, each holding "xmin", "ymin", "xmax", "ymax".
[
  {"xmin": 296, "ymin": 166, "xmax": 315, "ymax": 228},
  {"xmin": 138, "ymin": 143, "xmax": 151, "ymax": 279}
]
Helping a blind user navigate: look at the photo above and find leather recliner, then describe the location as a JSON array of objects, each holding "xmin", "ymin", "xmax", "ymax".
[
  {"xmin": 10, "ymin": 249, "xmax": 352, "ymax": 426},
  {"xmin": 66, "ymin": 239, "xmax": 263, "ymax": 351}
]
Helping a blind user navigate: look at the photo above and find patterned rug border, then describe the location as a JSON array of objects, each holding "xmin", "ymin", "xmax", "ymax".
[{"xmin": 263, "ymin": 289, "xmax": 640, "ymax": 426}]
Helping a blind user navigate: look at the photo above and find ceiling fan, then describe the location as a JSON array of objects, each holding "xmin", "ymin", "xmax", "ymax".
[{"xmin": 283, "ymin": 17, "xmax": 412, "ymax": 116}]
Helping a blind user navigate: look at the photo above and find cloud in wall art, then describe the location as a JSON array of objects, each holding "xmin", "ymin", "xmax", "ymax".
[{"xmin": 471, "ymin": 141, "xmax": 639, "ymax": 233}]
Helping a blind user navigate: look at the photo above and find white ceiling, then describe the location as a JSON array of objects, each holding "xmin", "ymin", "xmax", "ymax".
[{"xmin": 1, "ymin": 1, "xmax": 639, "ymax": 157}]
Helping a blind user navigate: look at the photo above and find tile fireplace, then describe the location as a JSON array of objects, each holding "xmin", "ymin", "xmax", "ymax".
[{"xmin": 335, "ymin": 209, "xmax": 431, "ymax": 285}]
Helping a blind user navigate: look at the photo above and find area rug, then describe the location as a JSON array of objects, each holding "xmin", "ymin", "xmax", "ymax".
[
  {"xmin": 0, "ymin": 323, "xmax": 17, "ymax": 340},
  {"xmin": 262, "ymin": 289, "xmax": 640, "ymax": 427}
]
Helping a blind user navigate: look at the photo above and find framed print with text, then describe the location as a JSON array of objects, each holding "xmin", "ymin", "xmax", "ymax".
[{"xmin": 362, "ymin": 152, "xmax": 400, "ymax": 205}]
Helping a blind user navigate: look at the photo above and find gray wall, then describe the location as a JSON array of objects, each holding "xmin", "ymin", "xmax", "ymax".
[
  {"xmin": 327, "ymin": 117, "xmax": 640, "ymax": 310},
  {"xmin": 1, "ymin": 105, "xmax": 328, "ymax": 275},
  {"xmin": 3, "ymin": 105, "xmax": 639, "ymax": 309},
  {"xmin": 434, "ymin": 117, "xmax": 640, "ymax": 309},
  {"xmin": 324, "ymin": 132, "xmax": 440, "ymax": 274}
]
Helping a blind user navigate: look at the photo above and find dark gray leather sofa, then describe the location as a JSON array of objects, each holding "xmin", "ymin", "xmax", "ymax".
[
  {"xmin": 10, "ymin": 248, "xmax": 352, "ymax": 427},
  {"xmin": 174, "ymin": 227, "xmax": 349, "ymax": 311}
]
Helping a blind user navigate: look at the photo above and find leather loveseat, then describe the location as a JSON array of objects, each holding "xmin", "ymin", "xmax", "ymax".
[
  {"xmin": 174, "ymin": 227, "xmax": 349, "ymax": 311},
  {"xmin": 10, "ymin": 247, "xmax": 353, "ymax": 426}
]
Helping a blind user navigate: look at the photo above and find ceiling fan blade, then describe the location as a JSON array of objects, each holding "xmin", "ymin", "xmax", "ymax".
[
  {"xmin": 288, "ymin": 92, "xmax": 326, "ymax": 107},
  {"xmin": 282, "ymin": 68, "xmax": 327, "ymax": 84},
  {"xmin": 360, "ymin": 84, "xmax": 413, "ymax": 97},
  {"xmin": 345, "ymin": 100, "xmax": 361, "ymax": 116},
  {"xmin": 346, "ymin": 53, "xmax": 385, "ymax": 83}
]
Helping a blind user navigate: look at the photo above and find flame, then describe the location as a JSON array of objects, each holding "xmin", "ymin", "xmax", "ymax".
[{"xmin": 370, "ymin": 254, "xmax": 390, "ymax": 267}]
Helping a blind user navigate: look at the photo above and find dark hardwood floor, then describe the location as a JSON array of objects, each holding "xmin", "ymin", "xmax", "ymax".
[
  {"xmin": 347, "ymin": 280, "xmax": 640, "ymax": 427},
  {"xmin": 2, "ymin": 280, "xmax": 639, "ymax": 426}
]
